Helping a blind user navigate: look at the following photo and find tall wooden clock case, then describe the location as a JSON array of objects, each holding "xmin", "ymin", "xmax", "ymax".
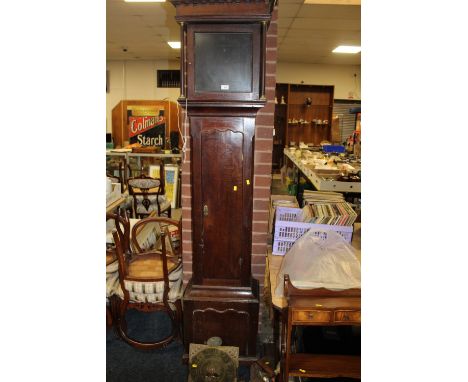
[{"xmin": 170, "ymin": 0, "xmax": 275, "ymax": 361}]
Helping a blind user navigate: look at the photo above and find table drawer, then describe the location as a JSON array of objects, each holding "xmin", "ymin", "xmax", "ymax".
[
  {"xmin": 334, "ymin": 310, "xmax": 361, "ymax": 323},
  {"xmin": 292, "ymin": 310, "xmax": 332, "ymax": 323}
]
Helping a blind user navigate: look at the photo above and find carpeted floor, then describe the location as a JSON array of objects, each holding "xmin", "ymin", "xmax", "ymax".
[
  {"xmin": 107, "ymin": 309, "xmax": 253, "ymax": 381},
  {"xmin": 107, "ymin": 309, "xmax": 188, "ymax": 382}
]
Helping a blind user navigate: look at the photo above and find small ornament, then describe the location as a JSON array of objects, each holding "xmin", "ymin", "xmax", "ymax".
[{"xmin": 280, "ymin": 96, "xmax": 286, "ymax": 105}]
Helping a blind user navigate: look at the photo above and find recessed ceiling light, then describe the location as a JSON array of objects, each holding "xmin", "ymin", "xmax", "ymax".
[
  {"xmin": 332, "ymin": 45, "xmax": 361, "ymax": 54},
  {"xmin": 124, "ymin": 0, "xmax": 166, "ymax": 3},
  {"xmin": 168, "ymin": 41, "xmax": 181, "ymax": 49}
]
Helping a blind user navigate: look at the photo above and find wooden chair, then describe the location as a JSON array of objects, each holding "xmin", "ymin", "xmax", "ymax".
[
  {"xmin": 107, "ymin": 157, "xmax": 128, "ymax": 194},
  {"xmin": 106, "ymin": 211, "xmax": 131, "ymax": 326},
  {"xmin": 111, "ymin": 217, "xmax": 183, "ymax": 349},
  {"xmin": 127, "ymin": 166, "xmax": 171, "ymax": 218}
]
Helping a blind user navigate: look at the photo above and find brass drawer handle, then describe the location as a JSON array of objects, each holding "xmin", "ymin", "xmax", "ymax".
[
  {"xmin": 308, "ymin": 312, "xmax": 314, "ymax": 319},
  {"xmin": 343, "ymin": 314, "xmax": 349, "ymax": 320}
]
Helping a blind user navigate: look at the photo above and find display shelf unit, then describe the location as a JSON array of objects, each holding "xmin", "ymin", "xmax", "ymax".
[
  {"xmin": 272, "ymin": 83, "xmax": 288, "ymax": 170},
  {"xmin": 273, "ymin": 83, "xmax": 334, "ymax": 169}
]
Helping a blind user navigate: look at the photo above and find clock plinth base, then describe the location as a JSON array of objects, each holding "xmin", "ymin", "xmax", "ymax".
[{"xmin": 182, "ymin": 278, "xmax": 259, "ymax": 358}]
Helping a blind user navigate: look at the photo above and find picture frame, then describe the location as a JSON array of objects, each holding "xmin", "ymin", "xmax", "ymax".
[{"xmin": 148, "ymin": 164, "xmax": 179, "ymax": 209}]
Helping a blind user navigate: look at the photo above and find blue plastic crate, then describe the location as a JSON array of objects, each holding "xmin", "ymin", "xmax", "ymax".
[{"xmin": 322, "ymin": 145, "xmax": 345, "ymax": 153}]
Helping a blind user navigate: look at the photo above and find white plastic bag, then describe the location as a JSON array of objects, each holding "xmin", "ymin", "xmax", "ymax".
[{"xmin": 275, "ymin": 229, "xmax": 361, "ymax": 297}]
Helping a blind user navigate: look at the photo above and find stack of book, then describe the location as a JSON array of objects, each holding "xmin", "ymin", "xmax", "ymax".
[
  {"xmin": 302, "ymin": 202, "xmax": 357, "ymax": 226},
  {"xmin": 269, "ymin": 195, "xmax": 299, "ymax": 233},
  {"xmin": 302, "ymin": 190, "xmax": 345, "ymax": 205}
]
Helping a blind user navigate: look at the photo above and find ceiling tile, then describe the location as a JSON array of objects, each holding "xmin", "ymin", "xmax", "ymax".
[
  {"xmin": 299, "ymin": 4, "xmax": 360, "ymax": 19},
  {"xmin": 279, "ymin": 4, "xmax": 303, "ymax": 18},
  {"xmin": 291, "ymin": 17, "xmax": 360, "ymax": 30},
  {"xmin": 278, "ymin": 16, "xmax": 295, "ymax": 29},
  {"xmin": 107, "ymin": 0, "xmax": 360, "ymax": 66}
]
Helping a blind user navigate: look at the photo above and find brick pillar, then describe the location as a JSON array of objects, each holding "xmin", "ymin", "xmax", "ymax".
[
  {"xmin": 252, "ymin": 5, "xmax": 278, "ymax": 334},
  {"xmin": 180, "ymin": 5, "xmax": 278, "ymax": 332},
  {"xmin": 180, "ymin": 112, "xmax": 193, "ymax": 285}
]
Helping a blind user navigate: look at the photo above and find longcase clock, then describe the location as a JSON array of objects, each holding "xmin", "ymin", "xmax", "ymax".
[{"xmin": 170, "ymin": 0, "xmax": 275, "ymax": 362}]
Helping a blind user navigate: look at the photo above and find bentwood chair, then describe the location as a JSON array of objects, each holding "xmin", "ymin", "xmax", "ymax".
[
  {"xmin": 127, "ymin": 167, "xmax": 171, "ymax": 218},
  {"xmin": 111, "ymin": 217, "xmax": 183, "ymax": 349},
  {"xmin": 106, "ymin": 211, "xmax": 131, "ymax": 326}
]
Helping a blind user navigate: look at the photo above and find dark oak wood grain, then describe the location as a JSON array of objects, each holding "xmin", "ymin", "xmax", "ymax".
[
  {"xmin": 170, "ymin": 0, "xmax": 274, "ymax": 361},
  {"xmin": 282, "ymin": 274, "xmax": 361, "ymax": 381},
  {"xmin": 288, "ymin": 353, "xmax": 361, "ymax": 379}
]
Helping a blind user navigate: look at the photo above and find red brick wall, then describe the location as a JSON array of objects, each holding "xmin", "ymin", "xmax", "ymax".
[
  {"xmin": 252, "ymin": 7, "xmax": 278, "ymax": 288},
  {"xmin": 180, "ymin": 7, "xmax": 278, "ymax": 298}
]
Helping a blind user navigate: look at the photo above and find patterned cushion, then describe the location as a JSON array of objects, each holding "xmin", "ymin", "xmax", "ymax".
[
  {"xmin": 106, "ymin": 260, "xmax": 120, "ymax": 297},
  {"xmin": 114, "ymin": 261, "xmax": 183, "ymax": 303},
  {"xmin": 128, "ymin": 178, "xmax": 161, "ymax": 189},
  {"xmin": 135, "ymin": 196, "xmax": 171, "ymax": 214}
]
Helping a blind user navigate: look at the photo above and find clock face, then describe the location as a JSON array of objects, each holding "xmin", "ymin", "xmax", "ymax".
[
  {"xmin": 190, "ymin": 348, "xmax": 236, "ymax": 382},
  {"xmin": 186, "ymin": 23, "xmax": 261, "ymax": 101},
  {"xmin": 194, "ymin": 32, "xmax": 253, "ymax": 93}
]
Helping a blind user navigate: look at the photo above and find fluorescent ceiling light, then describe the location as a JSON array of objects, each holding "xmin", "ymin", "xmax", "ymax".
[
  {"xmin": 168, "ymin": 41, "xmax": 181, "ymax": 49},
  {"xmin": 332, "ymin": 45, "xmax": 361, "ymax": 54},
  {"xmin": 124, "ymin": 0, "xmax": 166, "ymax": 3},
  {"xmin": 304, "ymin": 0, "xmax": 360, "ymax": 4}
]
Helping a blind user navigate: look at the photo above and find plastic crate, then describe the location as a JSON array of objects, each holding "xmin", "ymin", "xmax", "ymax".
[
  {"xmin": 268, "ymin": 195, "xmax": 299, "ymax": 234},
  {"xmin": 272, "ymin": 207, "xmax": 353, "ymax": 255},
  {"xmin": 322, "ymin": 144, "xmax": 345, "ymax": 153}
]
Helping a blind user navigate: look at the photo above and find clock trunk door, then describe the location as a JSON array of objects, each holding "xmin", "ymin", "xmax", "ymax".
[{"xmin": 191, "ymin": 116, "xmax": 254, "ymax": 287}]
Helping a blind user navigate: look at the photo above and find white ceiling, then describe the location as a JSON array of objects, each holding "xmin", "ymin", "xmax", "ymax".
[{"xmin": 106, "ymin": 0, "xmax": 360, "ymax": 65}]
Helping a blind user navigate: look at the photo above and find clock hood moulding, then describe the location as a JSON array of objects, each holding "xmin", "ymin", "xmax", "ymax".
[{"xmin": 170, "ymin": 0, "xmax": 276, "ymax": 22}]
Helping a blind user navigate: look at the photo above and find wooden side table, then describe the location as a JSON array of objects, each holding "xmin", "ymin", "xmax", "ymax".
[{"xmin": 282, "ymin": 274, "xmax": 361, "ymax": 381}]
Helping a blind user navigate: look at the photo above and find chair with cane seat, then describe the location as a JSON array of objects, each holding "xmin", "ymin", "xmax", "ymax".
[
  {"xmin": 112, "ymin": 217, "xmax": 183, "ymax": 349},
  {"xmin": 106, "ymin": 211, "xmax": 131, "ymax": 326}
]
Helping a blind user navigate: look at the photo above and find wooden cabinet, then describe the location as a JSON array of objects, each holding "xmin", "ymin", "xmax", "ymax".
[
  {"xmin": 170, "ymin": 0, "xmax": 275, "ymax": 361},
  {"xmin": 272, "ymin": 83, "xmax": 334, "ymax": 170},
  {"xmin": 282, "ymin": 275, "xmax": 361, "ymax": 381}
]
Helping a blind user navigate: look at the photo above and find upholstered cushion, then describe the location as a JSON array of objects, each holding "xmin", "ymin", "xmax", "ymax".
[
  {"xmin": 128, "ymin": 178, "xmax": 161, "ymax": 189},
  {"xmin": 135, "ymin": 196, "xmax": 171, "ymax": 214},
  {"xmin": 114, "ymin": 256, "xmax": 183, "ymax": 303},
  {"xmin": 106, "ymin": 260, "xmax": 120, "ymax": 297}
]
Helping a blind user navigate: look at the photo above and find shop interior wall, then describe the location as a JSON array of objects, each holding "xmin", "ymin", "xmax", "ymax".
[
  {"xmin": 106, "ymin": 59, "xmax": 180, "ymax": 133},
  {"xmin": 276, "ymin": 62, "xmax": 361, "ymax": 100},
  {"xmin": 106, "ymin": 60, "xmax": 361, "ymax": 133}
]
